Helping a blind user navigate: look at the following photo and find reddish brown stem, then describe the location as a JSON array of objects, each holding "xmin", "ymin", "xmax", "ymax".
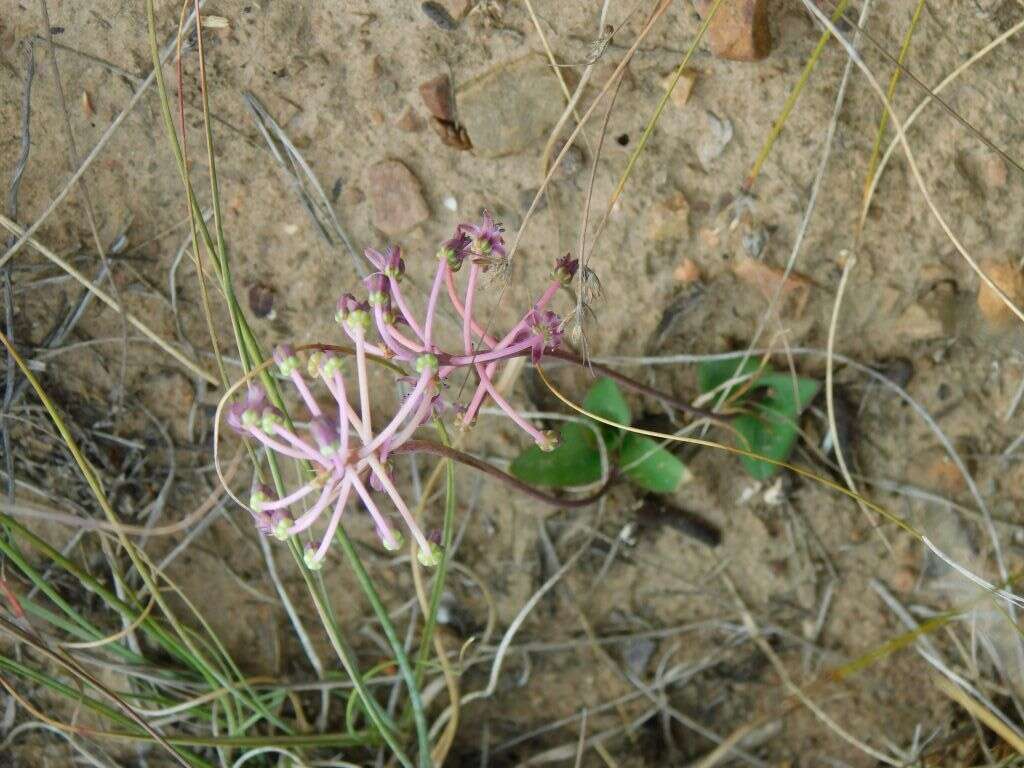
[{"xmin": 394, "ymin": 440, "xmax": 615, "ymax": 509}]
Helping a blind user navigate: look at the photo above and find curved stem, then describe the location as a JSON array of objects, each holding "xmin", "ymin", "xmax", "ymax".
[
  {"xmin": 547, "ymin": 349, "xmax": 730, "ymax": 424},
  {"xmin": 394, "ymin": 440, "xmax": 616, "ymax": 509}
]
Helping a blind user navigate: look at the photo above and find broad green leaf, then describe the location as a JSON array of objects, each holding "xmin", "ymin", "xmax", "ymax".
[
  {"xmin": 697, "ymin": 357, "xmax": 762, "ymax": 400},
  {"xmin": 733, "ymin": 373, "xmax": 820, "ymax": 480},
  {"xmin": 583, "ymin": 377, "xmax": 630, "ymax": 447},
  {"xmin": 510, "ymin": 421, "xmax": 603, "ymax": 488},
  {"xmin": 619, "ymin": 434, "xmax": 691, "ymax": 493}
]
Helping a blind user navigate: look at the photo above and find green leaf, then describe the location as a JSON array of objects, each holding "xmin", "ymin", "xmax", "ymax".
[
  {"xmin": 619, "ymin": 434, "xmax": 691, "ymax": 493},
  {"xmin": 510, "ymin": 422, "xmax": 603, "ymax": 488},
  {"xmin": 732, "ymin": 373, "xmax": 820, "ymax": 480},
  {"xmin": 583, "ymin": 377, "xmax": 630, "ymax": 447},
  {"xmin": 697, "ymin": 357, "xmax": 762, "ymax": 399}
]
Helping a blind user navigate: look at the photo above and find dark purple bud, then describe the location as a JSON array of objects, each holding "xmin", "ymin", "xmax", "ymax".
[
  {"xmin": 383, "ymin": 246, "xmax": 406, "ymax": 280},
  {"xmin": 437, "ymin": 230, "xmax": 471, "ymax": 271},
  {"xmin": 335, "ymin": 293, "xmax": 368, "ymax": 324},
  {"xmin": 523, "ymin": 309, "xmax": 563, "ymax": 363},
  {"xmin": 553, "ymin": 254, "xmax": 579, "ymax": 285},
  {"xmin": 462, "ymin": 211, "xmax": 506, "ymax": 259}
]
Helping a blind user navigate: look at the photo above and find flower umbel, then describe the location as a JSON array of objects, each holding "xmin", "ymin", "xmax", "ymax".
[{"xmin": 227, "ymin": 216, "xmax": 572, "ymax": 569}]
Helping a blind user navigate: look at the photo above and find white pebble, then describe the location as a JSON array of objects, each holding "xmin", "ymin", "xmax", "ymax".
[{"xmin": 443, "ymin": 195, "xmax": 458, "ymax": 212}]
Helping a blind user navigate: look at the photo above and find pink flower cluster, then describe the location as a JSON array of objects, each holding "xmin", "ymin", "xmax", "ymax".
[{"xmin": 227, "ymin": 215, "xmax": 576, "ymax": 569}]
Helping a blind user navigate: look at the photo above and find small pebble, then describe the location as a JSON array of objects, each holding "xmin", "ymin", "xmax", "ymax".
[
  {"xmin": 445, "ymin": 0, "xmax": 474, "ymax": 18},
  {"xmin": 732, "ymin": 257, "xmax": 811, "ymax": 315},
  {"xmin": 342, "ymin": 184, "xmax": 365, "ymax": 207},
  {"xmin": 674, "ymin": 257, "xmax": 701, "ymax": 284},
  {"xmin": 419, "ymin": 74, "xmax": 456, "ymax": 122},
  {"xmin": 248, "ymin": 283, "xmax": 276, "ymax": 320},
  {"xmin": 395, "ymin": 106, "xmax": 421, "ymax": 133},
  {"xmin": 893, "ymin": 301, "xmax": 948, "ymax": 342},
  {"xmin": 624, "ymin": 639, "xmax": 656, "ymax": 676},
  {"xmin": 977, "ymin": 257, "xmax": 1024, "ymax": 326},
  {"xmin": 647, "ymin": 192, "xmax": 690, "ymax": 242},
  {"xmin": 551, "ymin": 140, "xmax": 585, "ymax": 179},
  {"xmin": 698, "ymin": 111, "xmax": 733, "ymax": 166},
  {"xmin": 660, "ymin": 68, "xmax": 697, "ymax": 108},
  {"xmin": 443, "ymin": 195, "xmax": 458, "ymax": 211},
  {"xmin": 421, "ymin": 1, "xmax": 457, "ymax": 30},
  {"xmin": 891, "ymin": 566, "xmax": 917, "ymax": 595},
  {"xmin": 365, "ymin": 160, "xmax": 430, "ymax": 236},
  {"xmin": 695, "ymin": 0, "xmax": 771, "ymax": 61},
  {"xmin": 959, "ymin": 150, "xmax": 1007, "ymax": 193},
  {"xmin": 878, "ymin": 358, "xmax": 913, "ymax": 388}
]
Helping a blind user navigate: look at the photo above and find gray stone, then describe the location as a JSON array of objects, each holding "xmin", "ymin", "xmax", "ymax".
[
  {"xmin": 457, "ymin": 56, "xmax": 566, "ymax": 158},
  {"xmin": 365, "ymin": 160, "xmax": 430, "ymax": 236}
]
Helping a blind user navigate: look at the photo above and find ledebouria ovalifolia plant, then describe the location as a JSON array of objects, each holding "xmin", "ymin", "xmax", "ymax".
[{"xmin": 226, "ymin": 213, "xmax": 578, "ymax": 570}]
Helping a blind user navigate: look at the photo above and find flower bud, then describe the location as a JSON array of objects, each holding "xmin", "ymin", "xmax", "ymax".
[
  {"xmin": 259, "ymin": 407, "xmax": 284, "ymax": 433},
  {"xmin": 335, "ymin": 293, "xmax": 362, "ymax": 324},
  {"xmin": 382, "ymin": 529, "xmax": 404, "ymax": 552},
  {"xmin": 363, "ymin": 273, "xmax": 390, "ymax": 307},
  {"xmin": 309, "ymin": 417, "xmax": 341, "ymax": 457},
  {"xmin": 271, "ymin": 510, "xmax": 293, "ymax": 541},
  {"xmin": 249, "ymin": 484, "xmax": 276, "ymax": 512},
  {"xmin": 553, "ymin": 254, "xmax": 579, "ymax": 285},
  {"xmin": 437, "ymin": 231, "xmax": 471, "ymax": 271},
  {"xmin": 383, "ymin": 246, "xmax": 406, "ymax": 281},
  {"xmin": 345, "ymin": 309, "xmax": 371, "ymax": 333},
  {"xmin": 306, "ymin": 351, "xmax": 323, "ymax": 377},
  {"xmin": 303, "ymin": 541, "xmax": 324, "ymax": 571},
  {"xmin": 320, "ymin": 352, "xmax": 344, "ymax": 378},
  {"xmin": 273, "ymin": 344, "xmax": 300, "ymax": 376},
  {"xmin": 417, "ymin": 541, "xmax": 443, "ymax": 567},
  {"xmin": 415, "ymin": 353, "xmax": 439, "ymax": 374},
  {"xmin": 226, "ymin": 386, "xmax": 268, "ymax": 433},
  {"xmin": 462, "ymin": 212, "xmax": 506, "ymax": 261},
  {"xmin": 538, "ymin": 430, "xmax": 560, "ymax": 452}
]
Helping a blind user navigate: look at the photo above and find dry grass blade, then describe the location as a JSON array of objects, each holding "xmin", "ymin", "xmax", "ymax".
[
  {"xmin": 798, "ymin": 0, "xmax": 1024, "ymax": 324},
  {"xmin": 932, "ymin": 674, "xmax": 1024, "ymax": 756},
  {"xmin": 0, "ymin": 214, "xmax": 217, "ymax": 385},
  {"xmin": 243, "ymin": 92, "xmax": 365, "ymax": 277},
  {"xmin": 0, "ymin": 615, "xmax": 191, "ymax": 767}
]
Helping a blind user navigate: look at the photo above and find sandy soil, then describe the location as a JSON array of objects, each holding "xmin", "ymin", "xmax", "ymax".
[{"xmin": 3, "ymin": 0, "xmax": 1024, "ymax": 765}]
